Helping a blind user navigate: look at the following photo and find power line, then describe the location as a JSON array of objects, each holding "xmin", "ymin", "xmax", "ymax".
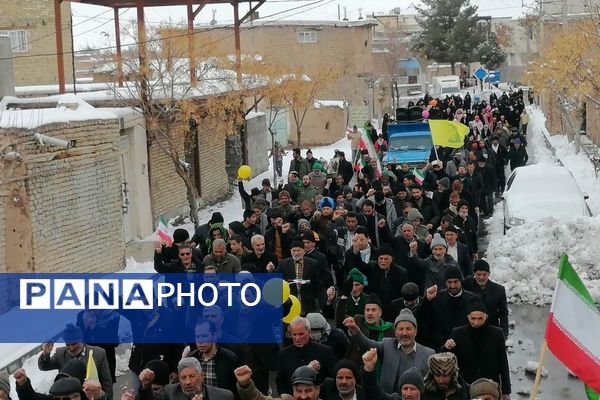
[{"xmin": 0, "ymin": 0, "xmax": 333, "ymax": 61}]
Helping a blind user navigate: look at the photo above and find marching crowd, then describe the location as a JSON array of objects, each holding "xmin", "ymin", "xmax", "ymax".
[{"xmin": 0, "ymin": 89, "xmax": 533, "ymax": 400}]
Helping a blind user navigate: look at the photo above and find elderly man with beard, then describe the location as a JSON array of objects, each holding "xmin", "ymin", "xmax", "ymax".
[
  {"xmin": 277, "ymin": 240, "xmax": 321, "ymax": 314},
  {"xmin": 408, "ymin": 233, "xmax": 459, "ymax": 292},
  {"xmin": 422, "ymin": 353, "xmax": 470, "ymax": 400},
  {"xmin": 241, "ymin": 234, "xmax": 278, "ymax": 273},
  {"xmin": 443, "ymin": 299, "xmax": 511, "ymax": 399},
  {"xmin": 361, "ymin": 348, "xmax": 425, "ymax": 400},
  {"xmin": 202, "ymin": 239, "xmax": 241, "ymax": 273},
  {"xmin": 463, "ymin": 260, "xmax": 509, "ymax": 339},
  {"xmin": 344, "ymin": 309, "xmax": 434, "ymax": 394},
  {"xmin": 321, "ymin": 360, "xmax": 366, "ymax": 400},
  {"xmin": 237, "ymin": 364, "xmax": 321, "ymax": 400},
  {"xmin": 275, "ymin": 317, "xmax": 335, "ymax": 395},
  {"xmin": 421, "ymin": 267, "xmax": 476, "ymax": 350},
  {"xmin": 139, "ymin": 358, "xmax": 233, "ymax": 400}
]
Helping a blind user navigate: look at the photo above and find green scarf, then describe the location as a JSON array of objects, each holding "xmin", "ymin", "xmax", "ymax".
[{"xmin": 364, "ymin": 319, "xmax": 393, "ymax": 380}]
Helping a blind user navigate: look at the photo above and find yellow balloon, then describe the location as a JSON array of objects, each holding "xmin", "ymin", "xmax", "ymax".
[
  {"xmin": 282, "ymin": 280, "xmax": 290, "ymax": 303},
  {"xmin": 238, "ymin": 165, "xmax": 252, "ymax": 179},
  {"xmin": 283, "ymin": 295, "xmax": 301, "ymax": 324}
]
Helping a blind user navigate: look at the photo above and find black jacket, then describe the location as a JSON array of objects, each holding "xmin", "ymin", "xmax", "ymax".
[
  {"xmin": 446, "ymin": 324, "xmax": 511, "ymax": 395},
  {"xmin": 277, "ymin": 257, "xmax": 321, "ymax": 314},
  {"xmin": 421, "ymin": 289, "xmax": 476, "ymax": 349},
  {"xmin": 463, "ymin": 278, "xmax": 509, "ymax": 338},
  {"xmin": 241, "ymin": 251, "xmax": 278, "ymax": 273},
  {"xmin": 508, "ymin": 146, "xmax": 528, "ymax": 170},
  {"xmin": 153, "ymin": 253, "xmax": 202, "ymax": 273},
  {"xmin": 189, "ymin": 347, "xmax": 241, "ymax": 398},
  {"xmin": 338, "ymin": 159, "xmax": 355, "ymax": 185},
  {"xmin": 306, "ymin": 248, "xmax": 334, "ymax": 288},
  {"xmin": 276, "ymin": 341, "xmax": 335, "ymax": 395},
  {"xmin": 264, "ymin": 226, "xmax": 295, "ymax": 261},
  {"xmin": 360, "ymin": 262, "xmax": 408, "ymax": 322}
]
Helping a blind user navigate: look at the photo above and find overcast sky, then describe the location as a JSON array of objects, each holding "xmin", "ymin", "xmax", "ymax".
[{"xmin": 72, "ymin": 0, "xmax": 536, "ymax": 50}]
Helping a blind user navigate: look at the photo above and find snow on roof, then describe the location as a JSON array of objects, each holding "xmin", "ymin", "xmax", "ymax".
[
  {"xmin": 0, "ymin": 94, "xmax": 119, "ymax": 129},
  {"xmin": 245, "ymin": 111, "xmax": 266, "ymax": 120},
  {"xmin": 314, "ymin": 100, "xmax": 346, "ymax": 109}
]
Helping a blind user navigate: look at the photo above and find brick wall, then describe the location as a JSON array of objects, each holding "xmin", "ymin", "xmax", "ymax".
[
  {"xmin": 148, "ymin": 116, "xmax": 230, "ymax": 221},
  {"xmin": 0, "ymin": 119, "xmax": 124, "ymax": 273},
  {"xmin": 0, "ymin": 0, "xmax": 73, "ymax": 86}
]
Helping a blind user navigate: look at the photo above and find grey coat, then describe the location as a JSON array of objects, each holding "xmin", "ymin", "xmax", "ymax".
[
  {"xmin": 202, "ymin": 253, "xmax": 241, "ymax": 273},
  {"xmin": 140, "ymin": 383, "xmax": 234, "ymax": 400},
  {"xmin": 38, "ymin": 345, "xmax": 113, "ymax": 400},
  {"xmin": 356, "ymin": 196, "xmax": 398, "ymax": 228},
  {"xmin": 352, "ymin": 330, "xmax": 434, "ymax": 394}
]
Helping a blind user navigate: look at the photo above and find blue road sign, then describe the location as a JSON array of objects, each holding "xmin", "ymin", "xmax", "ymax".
[
  {"xmin": 487, "ymin": 71, "xmax": 501, "ymax": 83},
  {"xmin": 473, "ymin": 67, "xmax": 488, "ymax": 81}
]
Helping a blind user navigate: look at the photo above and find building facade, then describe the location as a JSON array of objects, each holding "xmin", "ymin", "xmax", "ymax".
[{"xmin": 0, "ymin": 0, "xmax": 73, "ymax": 86}]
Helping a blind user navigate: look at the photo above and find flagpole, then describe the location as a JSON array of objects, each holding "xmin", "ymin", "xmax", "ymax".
[{"xmin": 530, "ymin": 340, "xmax": 548, "ymax": 400}]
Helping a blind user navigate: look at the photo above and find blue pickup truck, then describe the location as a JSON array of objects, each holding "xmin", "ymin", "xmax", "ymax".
[{"xmin": 382, "ymin": 121, "xmax": 433, "ymax": 168}]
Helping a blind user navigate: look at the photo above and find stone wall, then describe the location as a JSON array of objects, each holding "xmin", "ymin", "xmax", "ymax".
[
  {"xmin": 0, "ymin": 119, "xmax": 124, "ymax": 273},
  {"xmin": 0, "ymin": 0, "xmax": 73, "ymax": 86},
  {"xmin": 289, "ymin": 106, "xmax": 347, "ymax": 147}
]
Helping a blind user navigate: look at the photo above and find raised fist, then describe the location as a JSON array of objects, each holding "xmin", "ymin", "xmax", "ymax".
[
  {"xmin": 234, "ymin": 365, "xmax": 253, "ymax": 385},
  {"xmin": 13, "ymin": 368, "xmax": 27, "ymax": 385},
  {"xmin": 42, "ymin": 342, "xmax": 53, "ymax": 355},
  {"xmin": 342, "ymin": 316, "xmax": 358, "ymax": 334},
  {"xmin": 139, "ymin": 368, "xmax": 155, "ymax": 388},
  {"xmin": 362, "ymin": 348, "xmax": 378, "ymax": 371},
  {"xmin": 426, "ymin": 285, "xmax": 438, "ymax": 301}
]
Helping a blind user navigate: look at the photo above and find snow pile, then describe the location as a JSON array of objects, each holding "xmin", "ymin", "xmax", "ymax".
[
  {"xmin": 486, "ymin": 106, "xmax": 600, "ymax": 304},
  {"xmin": 8, "ymin": 348, "xmax": 59, "ymax": 400},
  {"xmin": 121, "ymin": 256, "xmax": 154, "ymax": 273},
  {"xmin": 486, "ymin": 211, "xmax": 600, "ymax": 304}
]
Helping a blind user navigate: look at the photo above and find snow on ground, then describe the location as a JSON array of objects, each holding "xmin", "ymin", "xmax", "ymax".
[{"xmin": 485, "ymin": 106, "xmax": 600, "ymax": 304}]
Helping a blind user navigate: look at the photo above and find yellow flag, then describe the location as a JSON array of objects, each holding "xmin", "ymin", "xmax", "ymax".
[
  {"xmin": 428, "ymin": 120, "xmax": 469, "ymax": 149},
  {"xmin": 86, "ymin": 349, "xmax": 99, "ymax": 382}
]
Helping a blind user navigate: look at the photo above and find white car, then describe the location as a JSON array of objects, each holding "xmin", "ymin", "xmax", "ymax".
[{"xmin": 503, "ymin": 163, "xmax": 591, "ymax": 233}]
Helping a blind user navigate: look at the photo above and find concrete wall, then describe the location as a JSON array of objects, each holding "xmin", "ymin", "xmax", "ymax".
[
  {"xmin": 245, "ymin": 113, "xmax": 269, "ymax": 176},
  {"xmin": 289, "ymin": 106, "xmax": 346, "ymax": 147},
  {"xmin": 0, "ymin": 119, "xmax": 124, "ymax": 273},
  {"xmin": 0, "ymin": 0, "xmax": 73, "ymax": 86},
  {"xmin": 0, "ymin": 36, "xmax": 15, "ymax": 97}
]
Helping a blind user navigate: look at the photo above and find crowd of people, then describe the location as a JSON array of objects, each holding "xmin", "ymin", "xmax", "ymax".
[{"xmin": 0, "ymin": 89, "xmax": 534, "ymax": 400}]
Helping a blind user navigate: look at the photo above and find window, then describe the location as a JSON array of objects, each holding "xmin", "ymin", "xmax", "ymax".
[
  {"xmin": 297, "ymin": 31, "xmax": 317, "ymax": 44},
  {"xmin": 0, "ymin": 30, "xmax": 28, "ymax": 52}
]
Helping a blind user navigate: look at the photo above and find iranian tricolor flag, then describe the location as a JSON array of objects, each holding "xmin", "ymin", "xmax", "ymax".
[
  {"xmin": 413, "ymin": 168, "xmax": 425, "ymax": 185},
  {"xmin": 155, "ymin": 215, "xmax": 173, "ymax": 246},
  {"xmin": 545, "ymin": 254, "xmax": 600, "ymax": 398},
  {"xmin": 354, "ymin": 122, "xmax": 382, "ymax": 179}
]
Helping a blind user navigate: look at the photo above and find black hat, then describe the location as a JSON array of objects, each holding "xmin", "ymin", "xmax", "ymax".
[
  {"xmin": 291, "ymin": 366, "xmax": 319, "ymax": 385},
  {"xmin": 55, "ymin": 359, "xmax": 86, "ymax": 384},
  {"xmin": 145, "ymin": 359, "xmax": 171, "ymax": 386},
  {"xmin": 209, "ymin": 212, "xmax": 224, "ymax": 224},
  {"xmin": 467, "ymin": 296, "xmax": 488, "ymax": 314},
  {"xmin": 473, "ymin": 260, "xmax": 490, "ymax": 273},
  {"xmin": 62, "ymin": 324, "xmax": 83, "ymax": 344},
  {"xmin": 262, "ymin": 178, "xmax": 271, "ymax": 187},
  {"xmin": 444, "ymin": 266, "xmax": 463, "ymax": 282},
  {"xmin": 173, "ymin": 228, "xmax": 189, "ymax": 244},
  {"xmin": 445, "ymin": 224, "xmax": 459, "ymax": 234},
  {"xmin": 251, "ymin": 187, "xmax": 261, "ymax": 196},
  {"xmin": 377, "ymin": 245, "xmax": 394, "ymax": 258},
  {"xmin": 365, "ymin": 293, "xmax": 383, "ymax": 309},
  {"xmin": 269, "ymin": 209, "xmax": 283, "ymax": 219},
  {"xmin": 401, "ymin": 282, "xmax": 420, "ymax": 301},
  {"xmin": 398, "ymin": 367, "xmax": 424, "ymax": 393},
  {"xmin": 49, "ymin": 377, "xmax": 82, "ymax": 397},
  {"xmin": 290, "ymin": 239, "xmax": 304, "ymax": 250},
  {"xmin": 334, "ymin": 359, "xmax": 359, "ymax": 380},
  {"xmin": 457, "ymin": 199, "xmax": 470, "ymax": 210},
  {"xmin": 301, "ymin": 231, "xmax": 316, "ymax": 243}
]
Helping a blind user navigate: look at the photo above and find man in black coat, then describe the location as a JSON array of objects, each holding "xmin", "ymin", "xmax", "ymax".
[
  {"xmin": 276, "ymin": 317, "xmax": 335, "ymax": 395},
  {"xmin": 489, "ymin": 136, "xmax": 508, "ymax": 194},
  {"xmin": 321, "ymin": 359, "xmax": 366, "ymax": 400},
  {"xmin": 154, "ymin": 242, "xmax": 203, "ymax": 273},
  {"xmin": 357, "ymin": 245, "xmax": 408, "ymax": 322},
  {"xmin": 508, "ymin": 139, "xmax": 528, "ymax": 171},
  {"xmin": 264, "ymin": 209, "xmax": 295, "ymax": 261},
  {"xmin": 302, "ymin": 231, "xmax": 334, "ymax": 290},
  {"xmin": 277, "ymin": 239, "xmax": 321, "ymax": 314},
  {"xmin": 357, "ymin": 200, "xmax": 393, "ymax": 248},
  {"xmin": 444, "ymin": 225, "xmax": 472, "ymax": 278},
  {"xmin": 476, "ymin": 157, "xmax": 497, "ymax": 218},
  {"xmin": 464, "ymin": 162, "xmax": 484, "ymax": 211},
  {"xmin": 189, "ymin": 320, "xmax": 241, "ymax": 399},
  {"xmin": 443, "ymin": 298, "xmax": 511, "ymax": 398},
  {"xmin": 463, "ymin": 260, "xmax": 509, "ymax": 339},
  {"xmin": 420, "ymin": 266, "xmax": 476, "ymax": 349},
  {"xmin": 337, "ymin": 152, "xmax": 355, "ymax": 185},
  {"xmin": 241, "ymin": 234, "xmax": 278, "ymax": 273}
]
